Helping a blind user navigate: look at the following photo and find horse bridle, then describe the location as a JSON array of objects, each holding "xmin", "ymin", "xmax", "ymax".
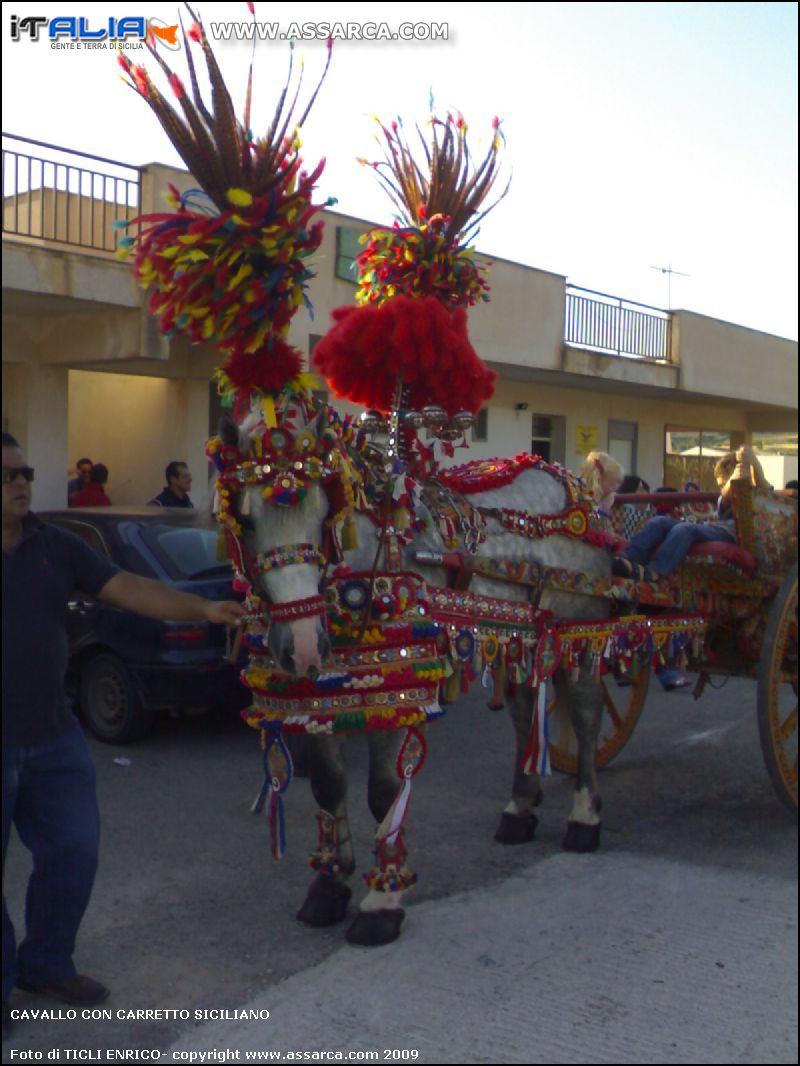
[{"xmin": 207, "ymin": 401, "xmax": 365, "ymax": 625}]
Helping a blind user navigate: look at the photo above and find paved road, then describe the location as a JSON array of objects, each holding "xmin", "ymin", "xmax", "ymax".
[{"xmin": 4, "ymin": 675, "xmax": 797, "ymax": 1063}]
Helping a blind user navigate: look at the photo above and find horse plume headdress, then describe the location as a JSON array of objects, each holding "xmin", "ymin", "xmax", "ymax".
[
  {"xmin": 117, "ymin": 2, "xmax": 333, "ymax": 420},
  {"xmin": 312, "ymin": 112, "xmax": 509, "ymax": 418}
]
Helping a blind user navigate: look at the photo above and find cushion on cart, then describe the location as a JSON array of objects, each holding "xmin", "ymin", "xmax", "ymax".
[{"xmin": 687, "ymin": 541, "xmax": 757, "ymax": 572}]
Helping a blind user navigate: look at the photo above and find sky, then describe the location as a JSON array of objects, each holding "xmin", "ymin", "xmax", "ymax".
[{"xmin": 2, "ymin": 2, "xmax": 797, "ymax": 340}]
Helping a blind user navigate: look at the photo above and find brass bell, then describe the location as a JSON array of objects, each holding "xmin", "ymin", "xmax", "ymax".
[
  {"xmin": 359, "ymin": 410, "xmax": 386, "ymax": 434},
  {"xmin": 452, "ymin": 410, "xmax": 476, "ymax": 431},
  {"xmin": 402, "ymin": 410, "xmax": 425, "ymax": 429},
  {"xmin": 422, "ymin": 405, "xmax": 447, "ymax": 429}
]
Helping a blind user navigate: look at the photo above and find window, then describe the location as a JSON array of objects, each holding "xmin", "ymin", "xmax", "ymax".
[
  {"xmin": 664, "ymin": 426, "xmax": 741, "ymax": 491},
  {"xmin": 531, "ymin": 414, "xmax": 566, "ymax": 464},
  {"xmin": 138, "ymin": 524, "xmax": 228, "ymax": 581},
  {"xmin": 472, "ymin": 408, "xmax": 489, "ymax": 443},
  {"xmin": 335, "ymin": 226, "xmax": 363, "ymax": 283},
  {"xmin": 608, "ymin": 420, "xmax": 638, "ymax": 477}
]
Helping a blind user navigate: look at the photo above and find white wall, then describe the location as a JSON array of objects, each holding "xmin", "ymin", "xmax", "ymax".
[
  {"xmin": 458, "ymin": 378, "xmax": 760, "ymax": 490},
  {"xmin": 760, "ymin": 455, "xmax": 798, "ymax": 489},
  {"xmin": 67, "ymin": 369, "xmax": 211, "ymax": 509}
]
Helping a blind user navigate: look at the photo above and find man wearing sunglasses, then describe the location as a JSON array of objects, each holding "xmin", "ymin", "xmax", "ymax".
[{"xmin": 1, "ymin": 432, "xmax": 244, "ymax": 1025}]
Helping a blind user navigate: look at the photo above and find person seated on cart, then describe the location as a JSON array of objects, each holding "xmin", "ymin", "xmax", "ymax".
[
  {"xmin": 612, "ymin": 446, "xmax": 770, "ymax": 582},
  {"xmin": 580, "ymin": 451, "xmax": 624, "ymax": 532}
]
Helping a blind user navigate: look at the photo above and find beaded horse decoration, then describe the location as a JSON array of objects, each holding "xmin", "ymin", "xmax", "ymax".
[{"xmin": 116, "ymin": 6, "xmax": 357, "ymax": 834}]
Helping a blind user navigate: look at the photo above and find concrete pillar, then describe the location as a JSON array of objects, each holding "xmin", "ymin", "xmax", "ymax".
[
  {"xmin": 6, "ymin": 363, "xmax": 70, "ymax": 510},
  {"xmin": 185, "ymin": 378, "xmax": 212, "ymax": 512}
]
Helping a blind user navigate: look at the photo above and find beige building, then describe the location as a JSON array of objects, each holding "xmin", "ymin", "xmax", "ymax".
[{"xmin": 3, "ymin": 137, "xmax": 797, "ymax": 509}]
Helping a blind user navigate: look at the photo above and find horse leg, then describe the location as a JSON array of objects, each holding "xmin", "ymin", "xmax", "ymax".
[
  {"xmin": 296, "ymin": 734, "xmax": 355, "ymax": 927},
  {"xmin": 494, "ymin": 684, "xmax": 544, "ymax": 844},
  {"xmin": 346, "ymin": 731, "xmax": 409, "ymax": 947},
  {"xmin": 562, "ymin": 665, "xmax": 603, "ymax": 852}
]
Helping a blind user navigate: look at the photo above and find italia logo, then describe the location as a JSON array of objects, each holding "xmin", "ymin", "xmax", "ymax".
[{"xmin": 9, "ymin": 15, "xmax": 182, "ymax": 48}]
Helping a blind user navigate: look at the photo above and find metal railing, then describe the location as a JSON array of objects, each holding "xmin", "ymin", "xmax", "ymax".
[
  {"xmin": 2, "ymin": 134, "xmax": 140, "ymax": 254},
  {"xmin": 565, "ymin": 285, "xmax": 672, "ymax": 361}
]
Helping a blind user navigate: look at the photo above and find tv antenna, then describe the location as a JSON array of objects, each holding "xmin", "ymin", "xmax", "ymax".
[{"xmin": 650, "ymin": 263, "xmax": 690, "ymax": 309}]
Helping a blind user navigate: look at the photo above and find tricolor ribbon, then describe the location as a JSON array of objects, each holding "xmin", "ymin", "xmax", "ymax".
[{"xmin": 521, "ymin": 682, "xmax": 551, "ymax": 776}]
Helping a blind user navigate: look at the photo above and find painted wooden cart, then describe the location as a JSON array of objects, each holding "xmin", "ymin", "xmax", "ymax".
[{"xmin": 546, "ymin": 482, "xmax": 798, "ymax": 812}]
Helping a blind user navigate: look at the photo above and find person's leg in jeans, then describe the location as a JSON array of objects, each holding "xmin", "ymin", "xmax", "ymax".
[
  {"xmin": 647, "ymin": 522, "xmax": 735, "ymax": 578},
  {"xmin": 8, "ymin": 727, "xmax": 100, "ymax": 987},
  {"xmin": 623, "ymin": 515, "xmax": 680, "ymax": 566},
  {"xmin": 3, "ymin": 747, "xmax": 21, "ymax": 1002}
]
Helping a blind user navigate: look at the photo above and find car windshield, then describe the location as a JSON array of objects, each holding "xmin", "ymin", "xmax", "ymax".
[{"xmin": 137, "ymin": 524, "xmax": 231, "ymax": 581}]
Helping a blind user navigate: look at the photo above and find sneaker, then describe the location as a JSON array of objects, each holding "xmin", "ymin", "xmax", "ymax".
[
  {"xmin": 664, "ymin": 676, "xmax": 692, "ymax": 690},
  {"xmin": 17, "ymin": 974, "xmax": 110, "ymax": 1006}
]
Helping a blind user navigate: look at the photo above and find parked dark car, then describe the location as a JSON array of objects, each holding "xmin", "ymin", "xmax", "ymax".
[{"xmin": 41, "ymin": 507, "xmax": 249, "ymax": 744}]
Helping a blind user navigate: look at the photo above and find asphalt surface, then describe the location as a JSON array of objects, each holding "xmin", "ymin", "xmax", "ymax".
[{"xmin": 3, "ymin": 674, "xmax": 797, "ymax": 1064}]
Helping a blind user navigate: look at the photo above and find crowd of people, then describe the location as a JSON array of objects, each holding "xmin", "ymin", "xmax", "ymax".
[{"xmin": 66, "ymin": 459, "xmax": 194, "ymax": 509}]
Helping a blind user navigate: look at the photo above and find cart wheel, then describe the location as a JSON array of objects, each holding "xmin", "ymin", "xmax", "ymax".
[
  {"xmin": 548, "ymin": 667, "xmax": 650, "ymax": 774},
  {"xmin": 757, "ymin": 563, "xmax": 798, "ymax": 813}
]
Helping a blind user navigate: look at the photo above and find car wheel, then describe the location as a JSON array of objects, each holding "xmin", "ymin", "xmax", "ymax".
[{"xmin": 80, "ymin": 653, "xmax": 155, "ymax": 743}]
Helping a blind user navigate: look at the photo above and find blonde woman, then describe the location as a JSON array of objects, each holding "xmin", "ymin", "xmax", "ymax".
[{"xmin": 580, "ymin": 451, "xmax": 624, "ymax": 529}]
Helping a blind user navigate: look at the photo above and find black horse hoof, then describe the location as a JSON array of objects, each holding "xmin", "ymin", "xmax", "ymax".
[
  {"xmin": 345, "ymin": 908, "xmax": 405, "ymax": 947},
  {"xmin": 562, "ymin": 820, "xmax": 601, "ymax": 852},
  {"xmin": 494, "ymin": 811, "xmax": 538, "ymax": 845},
  {"xmin": 296, "ymin": 874, "xmax": 352, "ymax": 927}
]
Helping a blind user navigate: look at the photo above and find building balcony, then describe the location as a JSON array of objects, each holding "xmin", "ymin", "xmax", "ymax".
[{"xmin": 3, "ymin": 134, "xmax": 797, "ymax": 419}]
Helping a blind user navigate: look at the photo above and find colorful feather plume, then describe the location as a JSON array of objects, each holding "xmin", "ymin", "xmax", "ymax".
[
  {"xmin": 312, "ymin": 112, "xmax": 508, "ymax": 412},
  {"xmin": 355, "ymin": 113, "xmax": 509, "ymax": 307},
  {"xmin": 117, "ymin": 3, "xmax": 333, "ymax": 401}
]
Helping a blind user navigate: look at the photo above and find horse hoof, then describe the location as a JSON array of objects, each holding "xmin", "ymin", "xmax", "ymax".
[
  {"xmin": 296, "ymin": 874, "xmax": 352, "ymax": 927},
  {"xmin": 494, "ymin": 811, "xmax": 538, "ymax": 845},
  {"xmin": 345, "ymin": 908, "xmax": 405, "ymax": 947},
  {"xmin": 562, "ymin": 821, "xmax": 601, "ymax": 852}
]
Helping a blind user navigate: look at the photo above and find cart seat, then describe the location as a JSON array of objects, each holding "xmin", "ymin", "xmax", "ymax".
[{"xmin": 685, "ymin": 540, "xmax": 757, "ymax": 573}]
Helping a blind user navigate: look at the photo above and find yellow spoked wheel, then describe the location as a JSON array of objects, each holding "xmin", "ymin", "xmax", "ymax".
[
  {"xmin": 548, "ymin": 667, "xmax": 651, "ymax": 775},
  {"xmin": 757, "ymin": 563, "xmax": 798, "ymax": 813}
]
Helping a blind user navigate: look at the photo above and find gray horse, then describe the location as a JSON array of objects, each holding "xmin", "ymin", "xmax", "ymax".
[{"xmin": 222, "ymin": 407, "xmax": 609, "ymax": 946}]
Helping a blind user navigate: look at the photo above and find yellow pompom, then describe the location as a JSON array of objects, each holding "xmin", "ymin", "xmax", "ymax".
[{"xmin": 227, "ymin": 188, "xmax": 254, "ymax": 207}]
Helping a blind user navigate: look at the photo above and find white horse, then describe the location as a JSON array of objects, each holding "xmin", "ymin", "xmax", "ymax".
[{"xmin": 219, "ymin": 402, "xmax": 610, "ymax": 946}]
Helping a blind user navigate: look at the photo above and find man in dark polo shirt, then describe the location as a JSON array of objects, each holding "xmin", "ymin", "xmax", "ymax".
[
  {"xmin": 2, "ymin": 433, "xmax": 243, "ymax": 1019},
  {"xmin": 149, "ymin": 461, "xmax": 194, "ymax": 508}
]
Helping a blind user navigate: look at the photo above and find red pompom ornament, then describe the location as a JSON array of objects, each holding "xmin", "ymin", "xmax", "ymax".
[{"xmin": 313, "ymin": 295, "xmax": 495, "ymax": 415}]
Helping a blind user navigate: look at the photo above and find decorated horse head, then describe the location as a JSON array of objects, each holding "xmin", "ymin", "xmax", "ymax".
[{"xmin": 207, "ymin": 393, "xmax": 364, "ymax": 678}]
